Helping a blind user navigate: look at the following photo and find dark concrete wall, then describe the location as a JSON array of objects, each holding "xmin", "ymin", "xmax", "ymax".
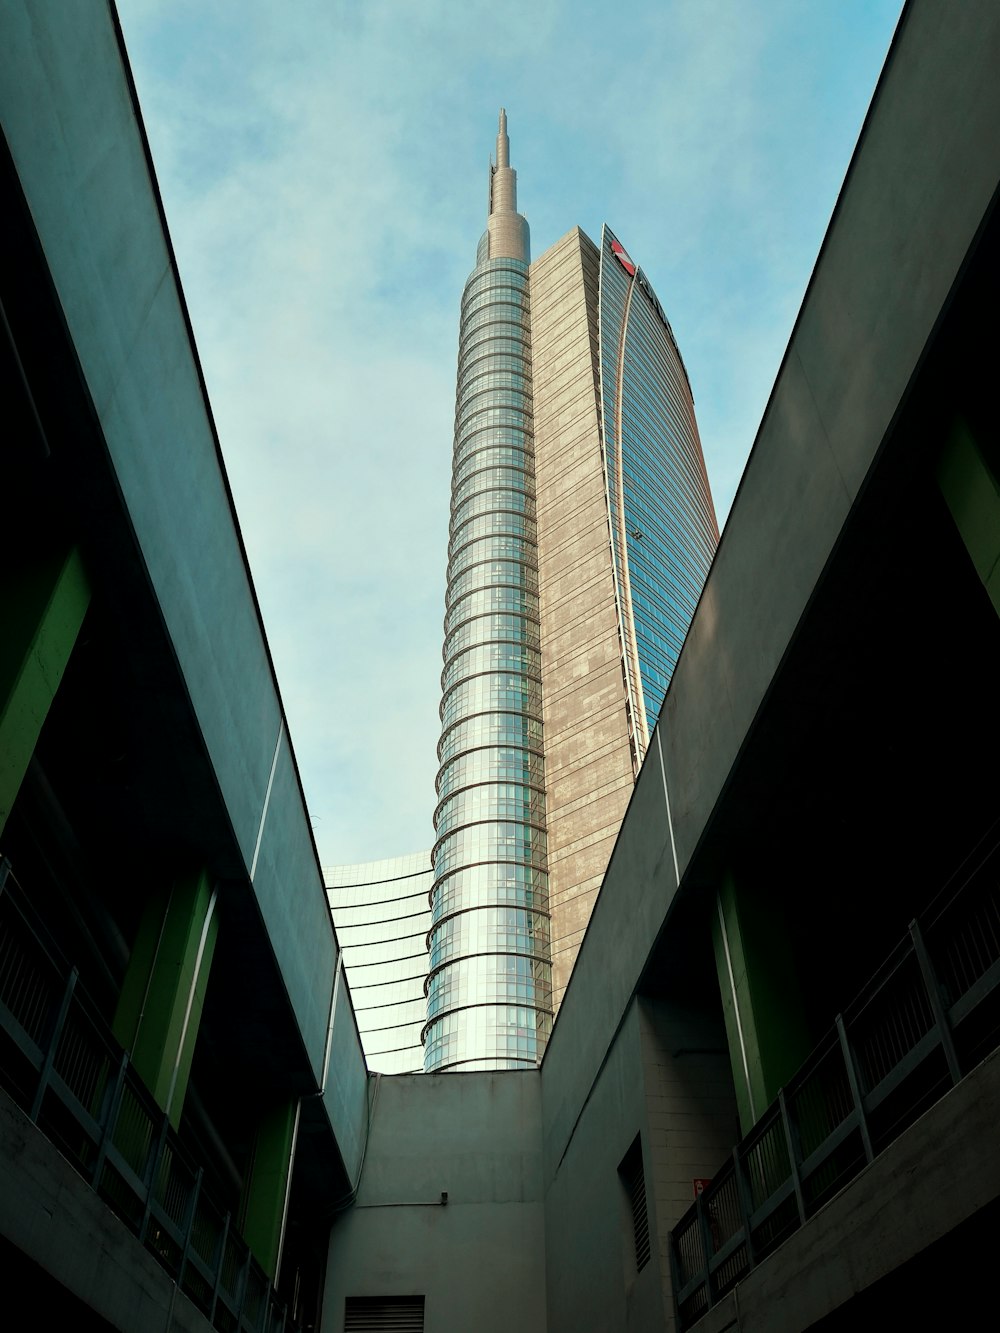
[
  {"xmin": 325, "ymin": 971, "xmax": 370, "ymax": 1185},
  {"xmin": 696, "ymin": 1046, "xmax": 1000, "ymax": 1333},
  {"xmin": 0, "ymin": 1088, "xmax": 213, "ymax": 1333},
  {"xmin": 543, "ymin": 1002, "xmax": 665, "ymax": 1333},
  {"xmin": 638, "ymin": 999, "xmax": 738, "ymax": 1329}
]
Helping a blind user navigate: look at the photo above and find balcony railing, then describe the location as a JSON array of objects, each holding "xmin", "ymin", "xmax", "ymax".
[
  {"xmin": 0, "ymin": 857, "xmax": 297, "ymax": 1333},
  {"xmin": 671, "ymin": 833, "xmax": 1000, "ymax": 1328}
]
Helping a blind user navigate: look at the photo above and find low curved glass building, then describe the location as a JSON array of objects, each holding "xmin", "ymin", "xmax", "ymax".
[
  {"xmin": 424, "ymin": 114, "xmax": 719, "ymax": 1071},
  {"xmin": 326, "ymin": 852, "xmax": 431, "ymax": 1075}
]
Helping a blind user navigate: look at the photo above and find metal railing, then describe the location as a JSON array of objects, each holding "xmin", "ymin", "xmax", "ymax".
[
  {"xmin": 671, "ymin": 835, "xmax": 1000, "ymax": 1327},
  {"xmin": 0, "ymin": 857, "xmax": 296, "ymax": 1333}
]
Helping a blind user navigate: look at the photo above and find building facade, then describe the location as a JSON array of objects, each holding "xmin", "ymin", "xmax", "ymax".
[
  {"xmin": 326, "ymin": 852, "xmax": 432, "ymax": 1075},
  {"xmin": 0, "ymin": 9, "xmax": 365, "ymax": 1326},
  {"xmin": 5, "ymin": 4, "xmax": 1000, "ymax": 1331},
  {"xmin": 424, "ymin": 114, "xmax": 719, "ymax": 1071},
  {"xmin": 426, "ymin": 110, "xmax": 550, "ymax": 1073}
]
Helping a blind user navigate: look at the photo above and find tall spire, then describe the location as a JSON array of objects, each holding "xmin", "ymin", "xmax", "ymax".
[
  {"xmin": 486, "ymin": 107, "xmax": 529, "ymax": 261},
  {"xmin": 496, "ymin": 107, "xmax": 510, "ymax": 169}
]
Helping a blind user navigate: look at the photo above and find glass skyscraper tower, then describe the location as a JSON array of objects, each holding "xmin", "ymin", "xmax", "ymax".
[
  {"xmin": 424, "ymin": 111, "xmax": 550, "ymax": 1072},
  {"xmin": 424, "ymin": 113, "xmax": 718, "ymax": 1072}
]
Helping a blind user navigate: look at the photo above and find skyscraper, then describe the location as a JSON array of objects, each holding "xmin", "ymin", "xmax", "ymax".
[{"xmin": 424, "ymin": 112, "xmax": 718, "ymax": 1072}]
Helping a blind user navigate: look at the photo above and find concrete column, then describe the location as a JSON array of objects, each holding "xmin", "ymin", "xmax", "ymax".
[
  {"xmin": 112, "ymin": 869, "xmax": 219, "ymax": 1129},
  {"xmin": 639, "ymin": 996, "xmax": 740, "ymax": 1333},
  {"xmin": 711, "ymin": 872, "xmax": 810, "ymax": 1135},
  {"xmin": 0, "ymin": 546, "xmax": 90, "ymax": 836},
  {"xmin": 937, "ymin": 418, "xmax": 1000, "ymax": 617},
  {"xmin": 240, "ymin": 1098, "xmax": 300, "ymax": 1281}
]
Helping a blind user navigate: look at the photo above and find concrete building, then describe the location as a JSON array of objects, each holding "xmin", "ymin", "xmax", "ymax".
[
  {"xmin": 0, "ymin": 6, "xmax": 368, "ymax": 1328},
  {"xmin": 326, "ymin": 853, "xmax": 431, "ymax": 1075},
  {"xmin": 3, "ymin": 2, "xmax": 1000, "ymax": 1332},
  {"xmin": 331, "ymin": 0, "xmax": 1000, "ymax": 1323},
  {"xmin": 426, "ymin": 116, "xmax": 719, "ymax": 1071}
]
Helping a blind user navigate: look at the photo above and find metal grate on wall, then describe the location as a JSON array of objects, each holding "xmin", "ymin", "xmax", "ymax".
[
  {"xmin": 620, "ymin": 1135, "xmax": 651, "ymax": 1272},
  {"xmin": 344, "ymin": 1296, "xmax": 425, "ymax": 1332}
]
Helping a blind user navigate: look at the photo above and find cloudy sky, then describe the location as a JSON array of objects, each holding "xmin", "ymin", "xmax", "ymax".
[{"xmin": 116, "ymin": 0, "xmax": 902, "ymax": 867}]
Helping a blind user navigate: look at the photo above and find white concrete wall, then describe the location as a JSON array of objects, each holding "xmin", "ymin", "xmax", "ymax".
[{"xmin": 324, "ymin": 1073, "xmax": 546, "ymax": 1333}]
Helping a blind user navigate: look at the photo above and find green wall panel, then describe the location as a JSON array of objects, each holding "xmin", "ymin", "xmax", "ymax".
[
  {"xmin": 938, "ymin": 418, "xmax": 1000, "ymax": 617},
  {"xmin": 0, "ymin": 546, "xmax": 89, "ymax": 836},
  {"xmin": 240, "ymin": 1098, "xmax": 299, "ymax": 1280},
  {"xmin": 113, "ymin": 868, "xmax": 219, "ymax": 1129},
  {"xmin": 712, "ymin": 871, "xmax": 811, "ymax": 1135}
]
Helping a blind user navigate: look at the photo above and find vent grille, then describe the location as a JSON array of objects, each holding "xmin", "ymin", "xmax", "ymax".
[
  {"xmin": 344, "ymin": 1296, "xmax": 425, "ymax": 1331},
  {"xmin": 620, "ymin": 1136, "xmax": 651, "ymax": 1272}
]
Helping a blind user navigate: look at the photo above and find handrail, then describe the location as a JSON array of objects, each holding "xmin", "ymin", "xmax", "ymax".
[
  {"xmin": 670, "ymin": 834, "xmax": 1000, "ymax": 1328},
  {"xmin": 0, "ymin": 857, "xmax": 298, "ymax": 1333}
]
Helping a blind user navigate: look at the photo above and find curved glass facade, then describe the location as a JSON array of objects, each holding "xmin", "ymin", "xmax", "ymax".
[
  {"xmin": 425, "ymin": 254, "xmax": 553, "ymax": 1071},
  {"xmin": 326, "ymin": 852, "xmax": 432, "ymax": 1076},
  {"xmin": 424, "ymin": 112, "xmax": 554, "ymax": 1071},
  {"xmin": 598, "ymin": 225, "xmax": 719, "ymax": 753}
]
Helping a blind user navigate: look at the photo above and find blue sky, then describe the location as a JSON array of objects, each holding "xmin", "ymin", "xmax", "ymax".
[{"xmin": 116, "ymin": 0, "xmax": 902, "ymax": 865}]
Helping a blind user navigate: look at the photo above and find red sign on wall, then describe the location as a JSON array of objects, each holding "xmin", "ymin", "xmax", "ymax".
[{"xmin": 610, "ymin": 237, "xmax": 636, "ymax": 276}]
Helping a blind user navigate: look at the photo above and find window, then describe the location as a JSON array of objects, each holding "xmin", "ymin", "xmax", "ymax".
[{"xmin": 619, "ymin": 1135, "xmax": 651, "ymax": 1273}]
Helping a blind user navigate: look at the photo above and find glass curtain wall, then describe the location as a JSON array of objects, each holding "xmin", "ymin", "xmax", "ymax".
[
  {"xmin": 326, "ymin": 852, "xmax": 431, "ymax": 1075},
  {"xmin": 424, "ymin": 255, "xmax": 553, "ymax": 1071},
  {"xmin": 598, "ymin": 225, "xmax": 719, "ymax": 751}
]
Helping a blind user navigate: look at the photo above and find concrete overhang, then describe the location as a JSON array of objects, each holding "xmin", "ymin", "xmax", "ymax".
[{"xmin": 0, "ymin": 1, "xmax": 368, "ymax": 1196}]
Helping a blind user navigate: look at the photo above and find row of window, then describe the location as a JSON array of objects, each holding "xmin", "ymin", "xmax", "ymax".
[
  {"xmin": 439, "ymin": 677, "xmax": 541, "ymax": 733},
  {"xmin": 435, "ymin": 742, "xmax": 545, "ymax": 802},
  {"xmin": 426, "ymin": 960, "xmax": 552, "ymax": 1022},
  {"xmin": 461, "ymin": 262, "xmax": 529, "ymax": 309},
  {"xmin": 456, "ymin": 404, "xmax": 534, "ymax": 442},
  {"xmin": 437, "ymin": 708, "xmax": 543, "ymax": 765},
  {"xmin": 449, "ymin": 485, "xmax": 535, "ymax": 543},
  {"xmin": 461, "ymin": 287, "xmax": 529, "ymax": 322},
  {"xmin": 433, "ymin": 820, "xmax": 548, "ymax": 877},
  {"xmin": 454, "ymin": 422, "xmax": 532, "ymax": 468},
  {"xmin": 443, "ymin": 608, "xmax": 541, "ymax": 664},
  {"xmin": 446, "ymin": 556, "xmax": 538, "ymax": 613},
  {"xmin": 434, "ymin": 780, "xmax": 547, "ymax": 839},
  {"xmin": 444, "ymin": 579, "xmax": 538, "ymax": 638},
  {"xmin": 422, "ymin": 1000, "xmax": 551, "ymax": 1070},
  {"xmin": 453, "ymin": 448, "xmax": 534, "ymax": 498},
  {"xmin": 459, "ymin": 320, "xmax": 531, "ymax": 364},
  {"xmin": 441, "ymin": 637, "xmax": 540, "ymax": 693},
  {"xmin": 444, "ymin": 580, "xmax": 538, "ymax": 637},
  {"xmin": 457, "ymin": 343, "xmax": 532, "ymax": 393},
  {"xmin": 440, "ymin": 664, "xmax": 541, "ymax": 721},
  {"xmin": 448, "ymin": 537, "xmax": 538, "ymax": 596},
  {"xmin": 459, "ymin": 304, "xmax": 530, "ymax": 347},
  {"xmin": 457, "ymin": 368, "xmax": 531, "ymax": 412},
  {"xmin": 448, "ymin": 510, "xmax": 538, "ymax": 564},
  {"xmin": 451, "ymin": 461, "xmax": 532, "ymax": 510},
  {"xmin": 456, "ymin": 385, "xmax": 532, "ymax": 423},
  {"xmin": 430, "ymin": 859, "xmax": 548, "ymax": 921},
  {"xmin": 428, "ymin": 911, "xmax": 552, "ymax": 972}
]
